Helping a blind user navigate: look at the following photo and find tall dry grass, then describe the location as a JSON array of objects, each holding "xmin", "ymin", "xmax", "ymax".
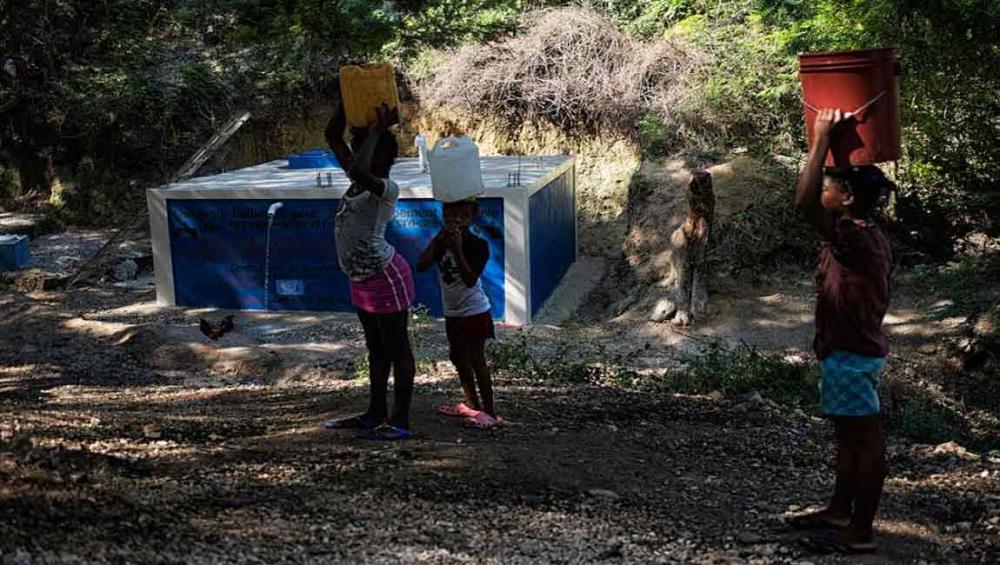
[{"xmin": 414, "ymin": 7, "xmax": 705, "ymax": 138}]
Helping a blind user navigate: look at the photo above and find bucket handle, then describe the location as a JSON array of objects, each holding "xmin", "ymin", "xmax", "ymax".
[{"xmin": 804, "ymin": 90, "xmax": 887, "ymax": 121}]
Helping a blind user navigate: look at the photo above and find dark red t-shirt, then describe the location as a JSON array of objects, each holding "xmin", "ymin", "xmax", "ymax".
[{"xmin": 814, "ymin": 215, "xmax": 892, "ymax": 360}]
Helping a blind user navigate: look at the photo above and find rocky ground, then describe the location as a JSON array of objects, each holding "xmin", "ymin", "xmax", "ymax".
[{"xmin": 2, "ymin": 256, "xmax": 1000, "ymax": 564}]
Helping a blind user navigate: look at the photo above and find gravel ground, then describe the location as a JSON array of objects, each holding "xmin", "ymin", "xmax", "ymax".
[{"xmin": 2, "ymin": 281, "xmax": 1000, "ymax": 564}]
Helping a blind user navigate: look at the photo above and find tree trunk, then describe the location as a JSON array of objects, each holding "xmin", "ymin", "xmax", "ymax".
[{"xmin": 650, "ymin": 170, "xmax": 715, "ymax": 326}]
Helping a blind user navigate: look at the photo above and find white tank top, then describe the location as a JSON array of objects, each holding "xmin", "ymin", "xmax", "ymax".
[{"xmin": 437, "ymin": 246, "xmax": 491, "ymax": 317}]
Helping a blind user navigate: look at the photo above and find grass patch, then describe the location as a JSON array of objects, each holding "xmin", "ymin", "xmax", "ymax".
[
  {"xmin": 885, "ymin": 397, "xmax": 958, "ymax": 445},
  {"xmin": 910, "ymin": 252, "xmax": 1000, "ymax": 319},
  {"xmin": 351, "ymin": 353, "xmax": 370, "ymax": 382},
  {"xmin": 487, "ymin": 331, "xmax": 640, "ymax": 387},
  {"xmin": 664, "ymin": 339, "xmax": 818, "ymax": 409}
]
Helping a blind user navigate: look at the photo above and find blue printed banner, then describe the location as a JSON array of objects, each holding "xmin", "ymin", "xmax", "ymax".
[{"xmin": 167, "ymin": 198, "xmax": 505, "ymax": 318}]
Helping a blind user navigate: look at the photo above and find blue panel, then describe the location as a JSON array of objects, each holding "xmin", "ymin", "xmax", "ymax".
[
  {"xmin": 167, "ymin": 198, "xmax": 505, "ymax": 319},
  {"xmin": 529, "ymin": 172, "xmax": 575, "ymax": 316},
  {"xmin": 0, "ymin": 235, "xmax": 30, "ymax": 272}
]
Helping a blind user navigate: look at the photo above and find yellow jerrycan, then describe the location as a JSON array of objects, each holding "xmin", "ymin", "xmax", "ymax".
[{"xmin": 339, "ymin": 63, "xmax": 400, "ymax": 128}]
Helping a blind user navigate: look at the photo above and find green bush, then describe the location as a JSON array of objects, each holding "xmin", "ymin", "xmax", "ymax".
[{"xmin": 637, "ymin": 114, "xmax": 671, "ymax": 160}]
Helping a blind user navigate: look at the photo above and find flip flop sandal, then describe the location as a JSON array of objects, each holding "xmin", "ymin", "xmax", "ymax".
[
  {"xmin": 322, "ymin": 416, "xmax": 381, "ymax": 431},
  {"xmin": 464, "ymin": 412, "xmax": 501, "ymax": 429},
  {"xmin": 436, "ymin": 403, "xmax": 479, "ymax": 418},
  {"xmin": 786, "ymin": 511, "xmax": 850, "ymax": 531},
  {"xmin": 798, "ymin": 535, "xmax": 876, "ymax": 555},
  {"xmin": 362, "ymin": 426, "xmax": 414, "ymax": 441}
]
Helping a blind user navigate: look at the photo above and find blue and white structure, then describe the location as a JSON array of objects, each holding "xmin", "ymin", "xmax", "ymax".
[{"xmin": 147, "ymin": 155, "xmax": 577, "ymax": 325}]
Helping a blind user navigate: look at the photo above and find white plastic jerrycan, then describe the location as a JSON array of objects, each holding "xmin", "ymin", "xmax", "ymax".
[{"xmin": 428, "ymin": 135, "xmax": 485, "ymax": 202}]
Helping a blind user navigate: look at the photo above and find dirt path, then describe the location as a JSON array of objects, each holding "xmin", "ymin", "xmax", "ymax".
[{"xmin": 2, "ymin": 283, "xmax": 998, "ymax": 564}]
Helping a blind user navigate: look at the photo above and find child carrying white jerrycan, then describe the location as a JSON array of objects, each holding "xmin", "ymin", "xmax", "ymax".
[{"xmin": 428, "ymin": 135, "xmax": 485, "ymax": 202}]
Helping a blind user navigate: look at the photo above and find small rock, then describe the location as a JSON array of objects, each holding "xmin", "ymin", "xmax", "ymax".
[
  {"xmin": 672, "ymin": 310, "xmax": 693, "ymax": 326},
  {"xmin": 114, "ymin": 259, "xmax": 139, "ymax": 282},
  {"xmin": 142, "ymin": 425, "xmax": 163, "ymax": 440},
  {"xmin": 956, "ymin": 521, "xmax": 973, "ymax": 532},
  {"xmin": 596, "ymin": 544, "xmax": 623, "ymax": 560},
  {"xmin": 737, "ymin": 532, "xmax": 763, "ymax": 545},
  {"xmin": 734, "ymin": 391, "xmax": 763, "ymax": 404},
  {"xmin": 650, "ymin": 298, "xmax": 678, "ymax": 323},
  {"xmin": 933, "ymin": 441, "xmax": 980, "ymax": 461},
  {"xmin": 12, "ymin": 549, "xmax": 33, "ymax": 565},
  {"xmin": 587, "ymin": 488, "xmax": 621, "ymax": 500},
  {"xmin": 732, "ymin": 391, "xmax": 764, "ymax": 413},
  {"xmin": 917, "ymin": 342, "xmax": 939, "ymax": 355}
]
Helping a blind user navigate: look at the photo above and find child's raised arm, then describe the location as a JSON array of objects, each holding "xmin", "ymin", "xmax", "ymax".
[
  {"xmin": 447, "ymin": 229, "xmax": 483, "ymax": 288},
  {"xmin": 796, "ymin": 108, "xmax": 847, "ymax": 238},
  {"xmin": 416, "ymin": 230, "xmax": 445, "ymax": 272},
  {"xmin": 324, "ymin": 101, "xmax": 352, "ymax": 174},
  {"xmin": 346, "ymin": 105, "xmax": 398, "ymax": 197}
]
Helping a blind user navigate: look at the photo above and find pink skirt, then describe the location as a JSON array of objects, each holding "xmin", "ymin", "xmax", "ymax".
[{"xmin": 349, "ymin": 253, "xmax": 415, "ymax": 314}]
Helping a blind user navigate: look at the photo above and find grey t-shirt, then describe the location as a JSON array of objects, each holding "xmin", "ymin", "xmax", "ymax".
[{"xmin": 335, "ymin": 178, "xmax": 399, "ymax": 281}]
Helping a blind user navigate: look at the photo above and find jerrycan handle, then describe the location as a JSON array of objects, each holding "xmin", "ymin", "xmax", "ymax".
[{"xmin": 433, "ymin": 135, "xmax": 465, "ymax": 152}]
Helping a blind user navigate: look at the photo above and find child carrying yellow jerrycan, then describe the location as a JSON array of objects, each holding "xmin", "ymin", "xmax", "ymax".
[{"xmin": 339, "ymin": 63, "xmax": 400, "ymax": 129}]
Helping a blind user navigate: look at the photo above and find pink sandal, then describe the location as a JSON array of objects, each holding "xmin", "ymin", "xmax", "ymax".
[
  {"xmin": 464, "ymin": 411, "xmax": 501, "ymax": 429},
  {"xmin": 436, "ymin": 403, "xmax": 479, "ymax": 418}
]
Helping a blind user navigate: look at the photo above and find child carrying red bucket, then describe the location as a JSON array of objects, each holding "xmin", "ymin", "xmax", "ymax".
[{"xmin": 790, "ymin": 108, "xmax": 896, "ymax": 555}]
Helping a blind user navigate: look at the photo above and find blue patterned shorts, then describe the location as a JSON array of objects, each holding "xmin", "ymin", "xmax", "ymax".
[{"xmin": 820, "ymin": 351, "xmax": 886, "ymax": 417}]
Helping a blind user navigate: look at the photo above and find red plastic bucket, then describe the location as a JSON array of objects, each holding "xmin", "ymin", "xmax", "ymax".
[{"xmin": 799, "ymin": 48, "xmax": 901, "ymax": 166}]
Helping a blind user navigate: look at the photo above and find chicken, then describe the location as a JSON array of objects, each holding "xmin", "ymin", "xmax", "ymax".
[{"xmin": 199, "ymin": 315, "xmax": 235, "ymax": 341}]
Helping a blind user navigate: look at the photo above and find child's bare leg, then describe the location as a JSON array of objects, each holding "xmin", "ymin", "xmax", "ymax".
[
  {"xmin": 829, "ymin": 418, "xmax": 857, "ymax": 521},
  {"xmin": 358, "ymin": 311, "xmax": 390, "ymax": 422},
  {"xmin": 789, "ymin": 418, "xmax": 854, "ymax": 529},
  {"xmin": 449, "ymin": 343, "xmax": 481, "ymax": 410},
  {"xmin": 468, "ymin": 339, "xmax": 495, "ymax": 417},
  {"xmin": 846, "ymin": 414, "xmax": 886, "ymax": 543},
  {"xmin": 366, "ymin": 310, "xmax": 416, "ymax": 429},
  {"xmin": 383, "ymin": 310, "xmax": 415, "ymax": 430}
]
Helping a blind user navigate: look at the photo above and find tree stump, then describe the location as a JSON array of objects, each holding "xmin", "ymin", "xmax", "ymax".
[{"xmin": 650, "ymin": 170, "xmax": 715, "ymax": 325}]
